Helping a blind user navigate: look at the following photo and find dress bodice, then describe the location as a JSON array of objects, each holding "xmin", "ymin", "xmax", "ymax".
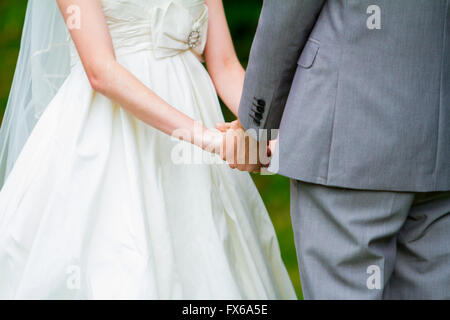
[{"xmin": 71, "ymin": 0, "xmax": 208, "ymax": 64}]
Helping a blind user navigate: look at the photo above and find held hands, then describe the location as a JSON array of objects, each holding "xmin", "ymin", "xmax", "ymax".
[{"xmin": 215, "ymin": 120, "xmax": 271, "ymax": 173}]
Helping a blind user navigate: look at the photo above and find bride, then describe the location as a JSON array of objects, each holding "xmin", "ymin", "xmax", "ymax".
[{"xmin": 0, "ymin": 0, "xmax": 295, "ymax": 299}]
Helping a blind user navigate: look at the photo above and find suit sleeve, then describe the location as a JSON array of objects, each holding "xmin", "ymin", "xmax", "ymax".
[{"xmin": 238, "ymin": 0, "xmax": 325, "ymax": 140}]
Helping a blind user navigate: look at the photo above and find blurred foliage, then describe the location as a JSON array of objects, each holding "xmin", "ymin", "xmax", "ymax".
[
  {"xmin": 0, "ymin": 0, "xmax": 301, "ymax": 298},
  {"xmin": 0, "ymin": 1, "xmax": 27, "ymax": 115}
]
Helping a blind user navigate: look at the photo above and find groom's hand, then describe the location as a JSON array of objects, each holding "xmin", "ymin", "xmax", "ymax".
[
  {"xmin": 216, "ymin": 120, "xmax": 269, "ymax": 173},
  {"xmin": 215, "ymin": 119, "xmax": 243, "ymax": 132}
]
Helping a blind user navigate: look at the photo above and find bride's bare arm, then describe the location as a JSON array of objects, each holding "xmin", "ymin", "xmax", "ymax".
[
  {"xmin": 204, "ymin": 0, "xmax": 245, "ymax": 117},
  {"xmin": 56, "ymin": 0, "xmax": 221, "ymax": 150}
]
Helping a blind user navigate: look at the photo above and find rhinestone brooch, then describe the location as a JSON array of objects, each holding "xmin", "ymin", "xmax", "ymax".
[{"xmin": 188, "ymin": 30, "xmax": 201, "ymax": 48}]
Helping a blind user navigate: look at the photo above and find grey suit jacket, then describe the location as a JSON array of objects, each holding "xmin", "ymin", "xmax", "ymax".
[{"xmin": 238, "ymin": 0, "xmax": 450, "ymax": 192}]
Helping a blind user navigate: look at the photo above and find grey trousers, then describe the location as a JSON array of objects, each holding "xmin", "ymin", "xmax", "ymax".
[{"xmin": 290, "ymin": 180, "xmax": 450, "ymax": 300}]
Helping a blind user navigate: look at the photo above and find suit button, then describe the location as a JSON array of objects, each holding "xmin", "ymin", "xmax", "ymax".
[
  {"xmin": 253, "ymin": 97, "xmax": 266, "ymax": 107},
  {"xmin": 250, "ymin": 114, "xmax": 261, "ymax": 126},
  {"xmin": 253, "ymin": 104, "xmax": 265, "ymax": 113},
  {"xmin": 254, "ymin": 112, "xmax": 263, "ymax": 120}
]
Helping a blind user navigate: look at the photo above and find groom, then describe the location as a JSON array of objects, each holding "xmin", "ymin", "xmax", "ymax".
[{"xmin": 219, "ymin": 0, "xmax": 450, "ymax": 299}]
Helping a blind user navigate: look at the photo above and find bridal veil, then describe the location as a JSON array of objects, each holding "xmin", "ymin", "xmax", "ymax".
[{"xmin": 0, "ymin": 0, "xmax": 70, "ymax": 186}]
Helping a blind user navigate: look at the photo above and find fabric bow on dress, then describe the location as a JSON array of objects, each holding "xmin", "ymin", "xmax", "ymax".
[{"xmin": 151, "ymin": 1, "xmax": 208, "ymax": 59}]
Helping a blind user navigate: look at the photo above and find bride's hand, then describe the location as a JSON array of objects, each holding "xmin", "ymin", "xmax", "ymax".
[{"xmin": 201, "ymin": 128, "xmax": 225, "ymax": 155}]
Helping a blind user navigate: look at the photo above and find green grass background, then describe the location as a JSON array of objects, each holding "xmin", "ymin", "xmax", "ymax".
[{"xmin": 0, "ymin": 0, "xmax": 302, "ymax": 298}]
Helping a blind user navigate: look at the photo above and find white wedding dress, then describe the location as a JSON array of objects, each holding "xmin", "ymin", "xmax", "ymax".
[{"xmin": 0, "ymin": 0, "xmax": 295, "ymax": 299}]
